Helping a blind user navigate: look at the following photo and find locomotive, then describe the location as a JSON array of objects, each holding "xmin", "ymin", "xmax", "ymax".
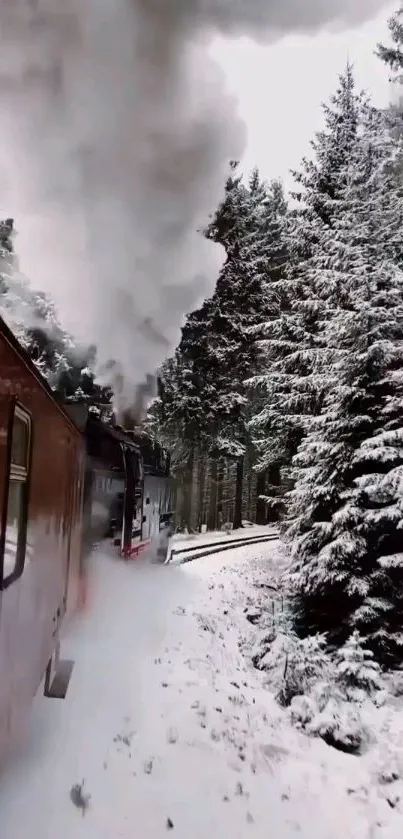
[
  {"xmin": 66, "ymin": 402, "xmax": 174, "ymax": 565},
  {"xmin": 0, "ymin": 315, "xmax": 174, "ymax": 766}
]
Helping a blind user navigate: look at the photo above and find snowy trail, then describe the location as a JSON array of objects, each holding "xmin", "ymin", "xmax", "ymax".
[{"xmin": 0, "ymin": 541, "xmax": 401, "ymax": 838}]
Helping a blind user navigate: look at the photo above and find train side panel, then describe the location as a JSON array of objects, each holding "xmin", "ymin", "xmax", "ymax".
[
  {"xmin": 0, "ymin": 328, "xmax": 84, "ymax": 764},
  {"xmin": 64, "ymin": 445, "xmax": 86, "ymax": 618},
  {"xmin": 141, "ymin": 474, "xmax": 174, "ymax": 561}
]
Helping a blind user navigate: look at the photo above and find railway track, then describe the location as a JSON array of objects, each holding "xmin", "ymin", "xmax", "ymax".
[{"xmin": 167, "ymin": 530, "xmax": 279, "ymax": 565}]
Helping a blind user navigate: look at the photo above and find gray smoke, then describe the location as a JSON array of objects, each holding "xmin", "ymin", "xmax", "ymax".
[{"xmin": 0, "ymin": 0, "xmax": 391, "ymax": 415}]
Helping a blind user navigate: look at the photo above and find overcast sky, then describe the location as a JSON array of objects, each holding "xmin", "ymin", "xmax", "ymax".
[{"xmin": 211, "ymin": 2, "xmax": 396, "ymax": 190}]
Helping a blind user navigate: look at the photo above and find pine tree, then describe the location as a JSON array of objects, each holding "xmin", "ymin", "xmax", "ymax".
[
  {"xmin": 0, "ymin": 218, "xmax": 24, "ymax": 334},
  {"xmin": 291, "ymin": 64, "xmax": 364, "ymax": 234},
  {"xmin": 0, "ymin": 221, "xmax": 111, "ymax": 409},
  {"xmin": 151, "ymin": 353, "xmax": 207, "ymax": 459},
  {"xmin": 377, "ymin": 7, "xmax": 403, "ymax": 82},
  {"xmin": 249, "ymin": 67, "xmax": 368, "ymax": 479},
  {"xmin": 336, "ymin": 631, "xmax": 384, "ymax": 700},
  {"xmin": 154, "ymin": 164, "xmax": 253, "ymax": 454},
  {"xmin": 202, "ymin": 170, "xmax": 289, "ymax": 466},
  {"xmin": 206, "ymin": 160, "xmax": 251, "ymax": 253},
  {"xmin": 376, "ymin": 7, "xmax": 403, "ymax": 144},
  {"xmin": 0, "ymin": 218, "xmax": 14, "ymax": 276},
  {"xmin": 147, "ymin": 351, "xmax": 208, "ymax": 530},
  {"xmin": 287, "ymin": 102, "xmax": 403, "ymax": 663},
  {"xmin": 152, "ymin": 165, "xmax": 280, "ymax": 527},
  {"xmin": 182, "ymin": 170, "xmax": 267, "ymax": 527}
]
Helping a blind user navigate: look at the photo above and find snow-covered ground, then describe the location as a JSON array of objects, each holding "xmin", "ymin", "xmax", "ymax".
[{"xmin": 0, "ymin": 536, "xmax": 402, "ymax": 838}]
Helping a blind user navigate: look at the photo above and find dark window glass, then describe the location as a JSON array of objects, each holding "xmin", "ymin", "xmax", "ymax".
[
  {"xmin": 11, "ymin": 414, "xmax": 28, "ymax": 468},
  {"xmin": 2, "ymin": 406, "xmax": 31, "ymax": 585},
  {"xmin": 3, "ymin": 480, "xmax": 25, "ymax": 579}
]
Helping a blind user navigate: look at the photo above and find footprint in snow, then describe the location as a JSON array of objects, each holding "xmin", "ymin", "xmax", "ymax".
[
  {"xmin": 114, "ymin": 731, "xmax": 134, "ymax": 747},
  {"xmin": 70, "ymin": 781, "xmax": 91, "ymax": 816},
  {"xmin": 236, "ymin": 781, "xmax": 249, "ymax": 797},
  {"xmin": 167, "ymin": 727, "xmax": 179, "ymax": 744},
  {"xmin": 144, "ymin": 758, "xmax": 154, "ymax": 775},
  {"xmin": 196, "ymin": 704, "xmax": 207, "ymax": 718}
]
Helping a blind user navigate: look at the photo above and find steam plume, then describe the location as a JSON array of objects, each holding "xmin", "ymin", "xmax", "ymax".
[{"xmin": 0, "ymin": 0, "xmax": 391, "ymax": 416}]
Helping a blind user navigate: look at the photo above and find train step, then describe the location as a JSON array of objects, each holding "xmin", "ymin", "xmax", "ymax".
[{"xmin": 44, "ymin": 657, "xmax": 75, "ymax": 700}]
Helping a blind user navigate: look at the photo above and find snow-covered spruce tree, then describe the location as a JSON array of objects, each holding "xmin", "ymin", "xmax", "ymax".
[
  {"xmin": 199, "ymin": 172, "xmax": 289, "ymax": 526},
  {"xmin": 291, "ymin": 63, "xmax": 364, "ymax": 233},
  {"xmin": 335, "ymin": 630, "xmax": 385, "ymax": 701},
  {"xmin": 152, "ymin": 164, "xmax": 252, "ymax": 448},
  {"xmin": 0, "ymin": 218, "xmax": 26, "ymax": 339},
  {"xmin": 376, "ymin": 7, "xmax": 403, "ymax": 151},
  {"xmin": 287, "ymin": 103, "xmax": 403, "ymax": 664},
  {"xmin": 0, "ymin": 217, "xmax": 14, "ymax": 276},
  {"xmin": 146, "ymin": 353, "xmax": 204, "ymax": 530},
  {"xmin": 153, "ymin": 165, "xmax": 280, "ymax": 528},
  {"xmin": 0, "ymin": 223, "xmax": 110, "ymax": 407},
  {"xmin": 377, "ymin": 6, "xmax": 403, "ymax": 83},
  {"xmin": 180, "ymin": 216, "xmax": 266, "ymax": 522},
  {"xmin": 248, "ymin": 67, "xmax": 369, "ymax": 486},
  {"xmin": 14, "ymin": 288, "xmax": 109, "ymax": 405}
]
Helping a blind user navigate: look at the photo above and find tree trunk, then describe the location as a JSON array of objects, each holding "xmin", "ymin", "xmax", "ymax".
[
  {"xmin": 197, "ymin": 451, "xmax": 207, "ymax": 531},
  {"xmin": 255, "ymin": 470, "xmax": 267, "ymax": 525},
  {"xmin": 246, "ymin": 471, "xmax": 252, "ymax": 522},
  {"xmin": 207, "ymin": 459, "xmax": 218, "ymax": 531},
  {"xmin": 267, "ymin": 463, "xmax": 281, "ymax": 523},
  {"xmin": 233, "ymin": 457, "xmax": 244, "ymax": 530},
  {"xmin": 216, "ymin": 459, "xmax": 224, "ymax": 529},
  {"xmin": 181, "ymin": 446, "xmax": 195, "ymax": 531}
]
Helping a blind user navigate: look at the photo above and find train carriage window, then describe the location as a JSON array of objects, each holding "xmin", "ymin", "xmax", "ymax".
[{"xmin": 2, "ymin": 406, "xmax": 31, "ymax": 587}]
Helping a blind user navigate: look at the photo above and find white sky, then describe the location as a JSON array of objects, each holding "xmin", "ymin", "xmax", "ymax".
[{"xmin": 211, "ymin": 2, "xmax": 397, "ymax": 191}]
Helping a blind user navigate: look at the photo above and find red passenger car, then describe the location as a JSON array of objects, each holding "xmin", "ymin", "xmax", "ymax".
[{"xmin": 0, "ymin": 316, "xmax": 85, "ymax": 766}]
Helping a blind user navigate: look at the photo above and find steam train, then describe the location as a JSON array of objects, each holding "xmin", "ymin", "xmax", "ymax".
[
  {"xmin": 0, "ymin": 315, "xmax": 174, "ymax": 766},
  {"xmin": 66, "ymin": 402, "xmax": 174, "ymax": 563}
]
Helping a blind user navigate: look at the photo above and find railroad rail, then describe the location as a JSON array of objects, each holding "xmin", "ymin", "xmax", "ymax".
[{"xmin": 167, "ymin": 530, "xmax": 279, "ymax": 565}]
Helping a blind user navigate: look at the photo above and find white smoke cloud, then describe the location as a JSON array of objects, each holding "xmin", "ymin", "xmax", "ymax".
[{"xmin": 0, "ymin": 0, "xmax": 392, "ymax": 415}]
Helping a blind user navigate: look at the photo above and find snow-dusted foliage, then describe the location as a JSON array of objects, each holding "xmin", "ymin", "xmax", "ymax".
[
  {"xmin": 335, "ymin": 631, "xmax": 386, "ymax": 702},
  {"xmin": 377, "ymin": 6, "xmax": 403, "ymax": 83},
  {"xmin": 254, "ymin": 626, "xmax": 371, "ymax": 753},
  {"xmin": 257, "ymin": 631, "xmax": 330, "ymax": 707},
  {"xmin": 248, "ymin": 66, "xmax": 367, "ymax": 473},
  {"xmin": 150, "ymin": 165, "xmax": 288, "ymax": 524},
  {"xmin": 0, "ymin": 218, "xmax": 111, "ymax": 408},
  {"xmin": 293, "ymin": 684, "xmax": 367, "ymax": 754},
  {"xmin": 286, "ymin": 88, "xmax": 403, "ymax": 662},
  {"xmin": 285, "ymin": 634, "xmax": 385, "ymax": 753}
]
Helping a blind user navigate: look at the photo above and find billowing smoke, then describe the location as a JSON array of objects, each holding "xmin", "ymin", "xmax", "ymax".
[{"xmin": 0, "ymin": 0, "xmax": 391, "ymax": 417}]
